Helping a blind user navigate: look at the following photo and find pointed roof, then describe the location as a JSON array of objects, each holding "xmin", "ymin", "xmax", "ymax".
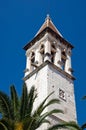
[
  {"xmin": 36, "ymin": 14, "xmax": 63, "ymax": 37},
  {"xmin": 23, "ymin": 15, "xmax": 74, "ymax": 50}
]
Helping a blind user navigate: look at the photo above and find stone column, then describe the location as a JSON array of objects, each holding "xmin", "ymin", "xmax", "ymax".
[
  {"xmin": 65, "ymin": 51, "xmax": 72, "ymax": 75},
  {"xmin": 44, "ymin": 40, "xmax": 51, "ymax": 62},
  {"xmin": 35, "ymin": 48, "xmax": 44, "ymax": 65},
  {"xmin": 25, "ymin": 55, "xmax": 31, "ymax": 76},
  {"xmin": 35, "ymin": 49, "xmax": 39, "ymax": 64},
  {"xmin": 54, "ymin": 46, "xmax": 62, "ymax": 68}
]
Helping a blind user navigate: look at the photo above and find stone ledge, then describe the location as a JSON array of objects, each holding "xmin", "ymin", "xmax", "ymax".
[{"xmin": 23, "ymin": 61, "xmax": 75, "ymax": 81}]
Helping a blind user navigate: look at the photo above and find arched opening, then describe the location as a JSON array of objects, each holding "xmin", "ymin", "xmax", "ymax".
[
  {"xmin": 51, "ymin": 44, "xmax": 56, "ymax": 63},
  {"xmin": 30, "ymin": 52, "xmax": 35, "ymax": 71},
  {"xmin": 31, "ymin": 52, "xmax": 35, "ymax": 63},
  {"xmin": 40, "ymin": 44, "xmax": 45, "ymax": 62},
  {"xmin": 61, "ymin": 50, "xmax": 66, "ymax": 70}
]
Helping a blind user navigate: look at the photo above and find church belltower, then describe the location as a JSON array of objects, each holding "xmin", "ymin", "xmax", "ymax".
[{"xmin": 23, "ymin": 15, "xmax": 77, "ymax": 129}]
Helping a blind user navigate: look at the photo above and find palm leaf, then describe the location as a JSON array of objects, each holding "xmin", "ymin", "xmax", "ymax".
[
  {"xmin": 82, "ymin": 96, "xmax": 86, "ymax": 100},
  {"xmin": 81, "ymin": 123, "xmax": 86, "ymax": 129},
  {"xmin": 47, "ymin": 121, "xmax": 81, "ymax": 130},
  {"xmin": 0, "ymin": 118, "xmax": 13, "ymax": 130},
  {"xmin": 41, "ymin": 99, "xmax": 60, "ymax": 113},
  {"xmin": 26, "ymin": 86, "xmax": 36, "ymax": 117},
  {"xmin": 23, "ymin": 116, "xmax": 37, "ymax": 130},
  {"xmin": 34, "ymin": 109, "xmax": 63, "ymax": 128},
  {"xmin": 63, "ymin": 122, "xmax": 81, "ymax": 130},
  {"xmin": 33, "ymin": 92, "xmax": 54, "ymax": 117},
  {"xmin": 40, "ymin": 109, "xmax": 63, "ymax": 122},
  {"xmin": 41, "ymin": 119, "xmax": 51, "ymax": 124},
  {"xmin": 29, "ymin": 117, "xmax": 51, "ymax": 130},
  {"xmin": 10, "ymin": 85, "xmax": 19, "ymax": 120},
  {"xmin": 20, "ymin": 83, "xmax": 28, "ymax": 120},
  {"xmin": 0, "ymin": 122, "xmax": 8, "ymax": 130},
  {"xmin": 0, "ymin": 91, "xmax": 12, "ymax": 119}
]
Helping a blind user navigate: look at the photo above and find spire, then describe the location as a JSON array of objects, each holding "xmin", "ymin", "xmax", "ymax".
[
  {"xmin": 36, "ymin": 14, "xmax": 63, "ymax": 37},
  {"xmin": 45, "ymin": 14, "xmax": 51, "ymax": 26}
]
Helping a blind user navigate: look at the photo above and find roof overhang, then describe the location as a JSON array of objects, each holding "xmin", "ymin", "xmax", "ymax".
[{"xmin": 23, "ymin": 27, "xmax": 74, "ymax": 51}]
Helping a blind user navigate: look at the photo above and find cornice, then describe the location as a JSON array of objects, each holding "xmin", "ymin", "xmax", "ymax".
[
  {"xmin": 23, "ymin": 27, "xmax": 74, "ymax": 51},
  {"xmin": 23, "ymin": 61, "xmax": 75, "ymax": 81}
]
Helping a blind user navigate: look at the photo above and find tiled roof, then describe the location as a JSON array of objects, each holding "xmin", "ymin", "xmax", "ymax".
[{"xmin": 36, "ymin": 14, "xmax": 63, "ymax": 37}]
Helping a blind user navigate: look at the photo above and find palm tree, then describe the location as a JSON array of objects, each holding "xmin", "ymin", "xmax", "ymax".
[
  {"xmin": 0, "ymin": 83, "xmax": 81, "ymax": 130},
  {"xmin": 0, "ymin": 83, "xmax": 63, "ymax": 130},
  {"xmin": 47, "ymin": 121, "xmax": 81, "ymax": 130}
]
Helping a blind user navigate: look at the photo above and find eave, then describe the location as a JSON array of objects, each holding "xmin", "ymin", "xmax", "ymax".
[{"xmin": 23, "ymin": 27, "xmax": 74, "ymax": 51}]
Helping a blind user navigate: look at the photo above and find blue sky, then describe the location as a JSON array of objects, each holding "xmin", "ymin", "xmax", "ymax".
[{"xmin": 0, "ymin": 0, "xmax": 86, "ymax": 126}]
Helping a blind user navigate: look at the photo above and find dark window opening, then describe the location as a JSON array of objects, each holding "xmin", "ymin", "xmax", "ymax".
[
  {"xmin": 51, "ymin": 51, "xmax": 55, "ymax": 63},
  {"xmin": 51, "ymin": 44, "xmax": 56, "ymax": 63},
  {"xmin": 40, "ymin": 44, "xmax": 44, "ymax": 54},
  {"xmin": 40, "ymin": 44, "xmax": 45, "ymax": 62},
  {"xmin": 31, "ymin": 52, "xmax": 35, "ymax": 63},
  {"xmin": 61, "ymin": 51, "xmax": 66, "ymax": 70}
]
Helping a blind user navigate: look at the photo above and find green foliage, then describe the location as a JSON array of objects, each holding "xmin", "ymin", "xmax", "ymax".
[
  {"xmin": 10, "ymin": 85, "xmax": 19, "ymax": 120},
  {"xmin": 0, "ymin": 83, "xmax": 64, "ymax": 130},
  {"xmin": 47, "ymin": 121, "xmax": 82, "ymax": 130},
  {"xmin": 0, "ymin": 91, "xmax": 13, "ymax": 119},
  {"xmin": 81, "ymin": 123, "xmax": 86, "ymax": 130},
  {"xmin": 0, "ymin": 83, "xmax": 81, "ymax": 130}
]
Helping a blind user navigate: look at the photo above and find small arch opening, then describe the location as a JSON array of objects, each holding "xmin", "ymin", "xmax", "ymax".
[
  {"xmin": 51, "ymin": 44, "xmax": 56, "ymax": 63},
  {"xmin": 31, "ymin": 52, "xmax": 35, "ymax": 63},
  {"xmin": 40, "ymin": 44, "xmax": 44, "ymax": 54},
  {"xmin": 61, "ymin": 50, "xmax": 66, "ymax": 70},
  {"xmin": 40, "ymin": 44, "xmax": 45, "ymax": 62},
  {"xmin": 51, "ymin": 51, "xmax": 55, "ymax": 63}
]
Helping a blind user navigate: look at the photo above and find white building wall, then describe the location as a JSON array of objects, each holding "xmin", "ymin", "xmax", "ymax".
[
  {"xmin": 47, "ymin": 65, "xmax": 77, "ymax": 122},
  {"xmin": 25, "ymin": 66, "xmax": 48, "ymax": 130},
  {"xmin": 25, "ymin": 64, "xmax": 77, "ymax": 130}
]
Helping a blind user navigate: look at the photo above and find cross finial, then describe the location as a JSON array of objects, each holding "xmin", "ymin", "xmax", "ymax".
[{"xmin": 45, "ymin": 14, "xmax": 51, "ymax": 21}]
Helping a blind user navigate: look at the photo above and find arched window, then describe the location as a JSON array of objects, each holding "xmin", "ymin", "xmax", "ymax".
[
  {"xmin": 40, "ymin": 44, "xmax": 44, "ymax": 54},
  {"xmin": 40, "ymin": 44, "xmax": 45, "ymax": 62},
  {"xmin": 31, "ymin": 52, "xmax": 35, "ymax": 63},
  {"xmin": 61, "ymin": 50, "xmax": 66, "ymax": 70},
  {"xmin": 51, "ymin": 44, "xmax": 56, "ymax": 63}
]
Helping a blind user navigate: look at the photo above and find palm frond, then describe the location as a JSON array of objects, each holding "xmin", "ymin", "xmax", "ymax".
[
  {"xmin": 10, "ymin": 85, "xmax": 19, "ymax": 120},
  {"xmin": 33, "ymin": 92, "xmax": 54, "ymax": 116},
  {"xmin": 0, "ymin": 121, "xmax": 8, "ymax": 130},
  {"xmin": 82, "ymin": 96, "xmax": 86, "ymax": 100},
  {"xmin": 26, "ymin": 86, "xmax": 36, "ymax": 117},
  {"xmin": 64, "ymin": 122, "xmax": 82, "ymax": 130},
  {"xmin": 81, "ymin": 123, "xmax": 86, "ymax": 129},
  {"xmin": 42, "ymin": 99, "xmax": 60, "ymax": 113},
  {"xmin": 0, "ymin": 91, "xmax": 12, "ymax": 119},
  {"xmin": 41, "ymin": 119, "xmax": 51, "ymax": 124},
  {"xmin": 30, "ymin": 118, "xmax": 51, "ymax": 130},
  {"xmin": 20, "ymin": 83, "xmax": 28, "ymax": 120},
  {"xmin": 40, "ymin": 109, "xmax": 63, "ymax": 121},
  {"xmin": 0, "ymin": 118, "xmax": 13, "ymax": 130},
  {"xmin": 35, "ymin": 109, "xmax": 63, "ymax": 128},
  {"xmin": 47, "ymin": 121, "xmax": 81, "ymax": 130},
  {"xmin": 23, "ymin": 116, "xmax": 37, "ymax": 130}
]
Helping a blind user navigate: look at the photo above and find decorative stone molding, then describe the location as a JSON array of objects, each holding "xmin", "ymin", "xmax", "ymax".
[
  {"xmin": 23, "ymin": 61, "xmax": 75, "ymax": 81},
  {"xmin": 24, "ymin": 68, "xmax": 29, "ymax": 73},
  {"xmin": 31, "ymin": 62, "xmax": 38, "ymax": 68},
  {"xmin": 68, "ymin": 68, "xmax": 74, "ymax": 73},
  {"xmin": 58, "ymin": 60, "xmax": 64, "ymax": 66}
]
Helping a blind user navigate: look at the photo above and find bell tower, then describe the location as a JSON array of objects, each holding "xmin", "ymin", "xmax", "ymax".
[{"xmin": 23, "ymin": 15, "xmax": 77, "ymax": 129}]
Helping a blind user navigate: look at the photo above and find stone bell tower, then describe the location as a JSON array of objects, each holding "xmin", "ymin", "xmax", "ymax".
[{"xmin": 23, "ymin": 15, "xmax": 77, "ymax": 129}]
